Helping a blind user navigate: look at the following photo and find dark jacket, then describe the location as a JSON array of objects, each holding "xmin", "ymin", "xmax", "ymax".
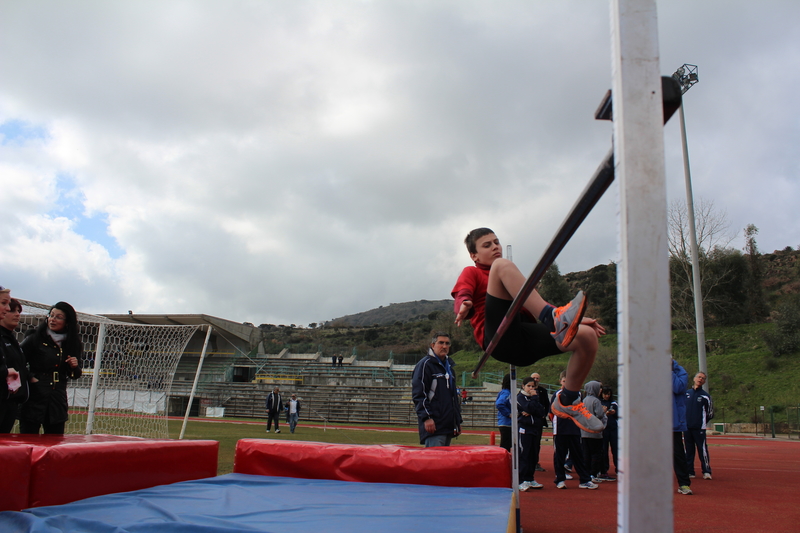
[
  {"xmin": 685, "ymin": 386, "xmax": 713, "ymax": 430},
  {"xmin": 411, "ymin": 349, "xmax": 463, "ymax": 444},
  {"xmin": 517, "ymin": 389, "xmax": 545, "ymax": 435},
  {"xmin": 265, "ymin": 392, "xmax": 282, "ymax": 412},
  {"xmin": 1, "ymin": 326, "xmax": 29, "ymax": 404},
  {"xmin": 20, "ymin": 328, "xmax": 83, "ymax": 425}
]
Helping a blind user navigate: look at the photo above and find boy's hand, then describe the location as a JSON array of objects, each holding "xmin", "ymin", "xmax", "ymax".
[
  {"xmin": 582, "ymin": 317, "xmax": 606, "ymax": 337},
  {"xmin": 455, "ymin": 300, "xmax": 473, "ymax": 326}
]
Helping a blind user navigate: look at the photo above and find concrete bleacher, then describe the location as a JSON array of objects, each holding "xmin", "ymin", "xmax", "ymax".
[{"xmin": 170, "ymin": 351, "xmax": 497, "ymax": 429}]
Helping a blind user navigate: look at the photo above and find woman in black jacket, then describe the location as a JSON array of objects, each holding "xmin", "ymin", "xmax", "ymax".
[{"xmin": 19, "ymin": 301, "xmax": 83, "ymax": 435}]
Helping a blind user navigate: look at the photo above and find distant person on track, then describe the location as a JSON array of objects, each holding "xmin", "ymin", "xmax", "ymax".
[
  {"xmin": 452, "ymin": 228, "xmax": 606, "ymax": 434},
  {"xmin": 411, "ymin": 332, "xmax": 462, "ymax": 447},
  {"xmin": 285, "ymin": 393, "xmax": 301, "ymax": 434},
  {"xmin": 265, "ymin": 386, "xmax": 283, "ymax": 433},
  {"xmin": 19, "ymin": 301, "xmax": 83, "ymax": 435},
  {"xmin": 672, "ymin": 359, "xmax": 693, "ymax": 495},
  {"xmin": 685, "ymin": 372, "xmax": 713, "ymax": 480}
]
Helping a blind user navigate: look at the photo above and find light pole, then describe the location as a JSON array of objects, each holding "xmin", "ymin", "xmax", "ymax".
[{"xmin": 672, "ymin": 64, "xmax": 707, "ymax": 391}]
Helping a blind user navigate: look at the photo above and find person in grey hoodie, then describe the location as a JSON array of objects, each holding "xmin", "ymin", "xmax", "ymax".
[{"xmin": 580, "ymin": 381, "xmax": 608, "ymax": 482}]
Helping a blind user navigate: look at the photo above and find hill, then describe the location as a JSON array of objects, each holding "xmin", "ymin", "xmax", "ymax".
[{"xmin": 327, "ymin": 299, "xmax": 453, "ymax": 327}]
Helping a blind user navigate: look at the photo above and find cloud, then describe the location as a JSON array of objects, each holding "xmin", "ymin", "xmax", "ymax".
[{"xmin": 1, "ymin": 1, "xmax": 798, "ymax": 325}]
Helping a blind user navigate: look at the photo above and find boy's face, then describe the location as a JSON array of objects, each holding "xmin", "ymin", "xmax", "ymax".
[{"xmin": 470, "ymin": 233, "xmax": 502, "ymax": 266}]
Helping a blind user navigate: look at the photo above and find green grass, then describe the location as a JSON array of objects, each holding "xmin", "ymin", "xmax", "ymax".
[{"xmin": 168, "ymin": 419, "xmax": 494, "ymax": 475}]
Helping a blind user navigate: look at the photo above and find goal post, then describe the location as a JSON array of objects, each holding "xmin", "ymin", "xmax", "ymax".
[{"xmin": 17, "ymin": 300, "xmax": 199, "ymax": 439}]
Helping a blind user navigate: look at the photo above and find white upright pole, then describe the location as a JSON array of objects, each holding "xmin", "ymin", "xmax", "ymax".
[
  {"xmin": 85, "ymin": 323, "xmax": 106, "ymax": 435},
  {"xmin": 180, "ymin": 325, "xmax": 213, "ymax": 440},
  {"xmin": 509, "ymin": 365, "xmax": 520, "ymax": 530},
  {"xmin": 611, "ymin": 1, "xmax": 673, "ymax": 532}
]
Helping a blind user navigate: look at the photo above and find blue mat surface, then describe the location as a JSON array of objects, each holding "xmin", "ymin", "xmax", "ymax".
[{"xmin": 0, "ymin": 473, "xmax": 513, "ymax": 533}]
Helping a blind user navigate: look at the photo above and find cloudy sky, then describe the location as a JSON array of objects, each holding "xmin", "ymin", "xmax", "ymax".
[{"xmin": 1, "ymin": 1, "xmax": 798, "ymax": 326}]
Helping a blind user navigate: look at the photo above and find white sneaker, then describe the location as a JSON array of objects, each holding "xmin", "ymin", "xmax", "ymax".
[
  {"xmin": 565, "ymin": 473, "xmax": 573, "ymax": 480},
  {"xmin": 703, "ymin": 473, "xmax": 712, "ymax": 480},
  {"xmin": 275, "ymin": 429, "xmax": 280, "ymax": 433},
  {"xmin": 579, "ymin": 481, "xmax": 599, "ymax": 490},
  {"xmin": 529, "ymin": 480, "xmax": 543, "ymax": 489},
  {"xmin": 556, "ymin": 481, "xmax": 567, "ymax": 489},
  {"xmin": 519, "ymin": 481, "xmax": 533, "ymax": 492}
]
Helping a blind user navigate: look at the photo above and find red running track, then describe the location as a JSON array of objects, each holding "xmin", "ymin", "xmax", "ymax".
[{"xmin": 518, "ymin": 435, "xmax": 800, "ymax": 532}]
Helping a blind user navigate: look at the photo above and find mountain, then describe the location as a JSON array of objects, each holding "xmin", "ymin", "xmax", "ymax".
[{"xmin": 328, "ymin": 300, "xmax": 453, "ymax": 327}]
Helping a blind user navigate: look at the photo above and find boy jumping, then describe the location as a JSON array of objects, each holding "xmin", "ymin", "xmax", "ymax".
[{"xmin": 452, "ymin": 227, "xmax": 606, "ymax": 432}]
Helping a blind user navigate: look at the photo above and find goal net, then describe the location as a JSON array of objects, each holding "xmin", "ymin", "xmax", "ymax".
[{"xmin": 16, "ymin": 300, "xmax": 199, "ymax": 439}]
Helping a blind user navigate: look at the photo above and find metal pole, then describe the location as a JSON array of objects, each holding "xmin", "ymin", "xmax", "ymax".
[
  {"xmin": 85, "ymin": 323, "xmax": 106, "ymax": 435},
  {"xmin": 509, "ymin": 365, "xmax": 521, "ymax": 533},
  {"xmin": 676, "ymin": 75, "xmax": 708, "ymax": 390},
  {"xmin": 180, "ymin": 325, "xmax": 213, "ymax": 439}
]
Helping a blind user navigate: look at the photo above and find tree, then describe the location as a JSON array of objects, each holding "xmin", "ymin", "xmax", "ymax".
[
  {"xmin": 668, "ymin": 198, "xmax": 743, "ymax": 329},
  {"xmin": 743, "ymin": 224, "xmax": 769, "ymax": 322},
  {"xmin": 537, "ymin": 263, "xmax": 572, "ymax": 306}
]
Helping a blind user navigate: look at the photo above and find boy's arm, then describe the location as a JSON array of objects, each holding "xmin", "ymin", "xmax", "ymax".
[{"xmin": 452, "ymin": 268, "xmax": 477, "ymax": 326}]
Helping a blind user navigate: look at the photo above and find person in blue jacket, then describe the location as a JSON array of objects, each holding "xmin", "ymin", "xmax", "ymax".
[
  {"xmin": 495, "ymin": 373, "xmax": 512, "ymax": 451},
  {"xmin": 672, "ymin": 358, "xmax": 692, "ymax": 495},
  {"xmin": 412, "ymin": 332, "xmax": 462, "ymax": 447},
  {"xmin": 684, "ymin": 371, "xmax": 713, "ymax": 479}
]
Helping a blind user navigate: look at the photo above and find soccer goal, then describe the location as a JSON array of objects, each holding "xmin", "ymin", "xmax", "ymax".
[{"xmin": 17, "ymin": 300, "xmax": 199, "ymax": 439}]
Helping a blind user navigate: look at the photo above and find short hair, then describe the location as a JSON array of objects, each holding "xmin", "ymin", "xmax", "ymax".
[
  {"xmin": 464, "ymin": 228, "xmax": 495, "ymax": 254},
  {"xmin": 9, "ymin": 298, "xmax": 22, "ymax": 313},
  {"xmin": 522, "ymin": 376, "xmax": 536, "ymax": 386},
  {"xmin": 601, "ymin": 386, "xmax": 613, "ymax": 397},
  {"xmin": 501, "ymin": 373, "xmax": 511, "ymax": 390},
  {"xmin": 559, "ymin": 370, "xmax": 567, "ymax": 380},
  {"xmin": 431, "ymin": 331, "xmax": 450, "ymax": 344},
  {"xmin": 695, "ymin": 371, "xmax": 707, "ymax": 379}
]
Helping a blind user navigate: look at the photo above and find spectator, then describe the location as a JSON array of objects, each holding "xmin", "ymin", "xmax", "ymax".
[
  {"xmin": 529, "ymin": 372, "xmax": 550, "ymax": 471},
  {"xmin": 285, "ymin": 393, "xmax": 301, "ymax": 434},
  {"xmin": 265, "ymin": 386, "xmax": 282, "ymax": 433},
  {"xmin": 517, "ymin": 376, "xmax": 545, "ymax": 490},
  {"xmin": 411, "ymin": 332, "xmax": 462, "ymax": 447},
  {"xmin": 337, "ymin": 355, "xmax": 343, "ymax": 367},
  {"xmin": 19, "ymin": 302, "xmax": 83, "ymax": 435},
  {"xmin": 600, "ymin": 386, "xmax": 619, "ymax": 480},
  {"xmin": 495, "ymin": 373, "xmax": 512, "ymax": 451},
  {"xmin": 551, "ymin": 371, "xmax": 597, "ymax": 489},
  {"xmin": 1, "ymin": 297, "xmax": 29, "ymax": 432},
  {"xmin": 580, "ymin": 381, "xmax": 608, "ymax": 483},
  {"xmin": 672, "ymin": 359, "xmax": 692, "ymax": 495},
  {"xmin": 684, "ymin": 372, "xmax": 713, "ymax": 480}
]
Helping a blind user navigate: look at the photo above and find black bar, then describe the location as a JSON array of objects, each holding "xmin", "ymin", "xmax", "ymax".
[{"xmin": 470, "ymin": 76, "xmax": 682, "ymax": 378}]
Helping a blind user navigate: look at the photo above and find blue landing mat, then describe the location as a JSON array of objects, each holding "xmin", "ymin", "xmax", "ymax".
[{"xmin": 0, "ymin": 473, "xmax": 513, "ymax": 533}]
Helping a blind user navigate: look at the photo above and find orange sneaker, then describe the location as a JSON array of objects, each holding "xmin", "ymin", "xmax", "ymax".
[{"xmin": 552, "ymin": 291, "xmax": 588, "ymax": 347}]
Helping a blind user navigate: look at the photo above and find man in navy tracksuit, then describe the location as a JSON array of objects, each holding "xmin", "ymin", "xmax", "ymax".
[
  {"xmin": 684, "ymin": 372, "xmax": 713, "ymax": 479},
  {"xmin": 411, "ymin": 332, "xmax": 462, "ymax": 447},
  {"xmin": 517, "ymin": 376, "xmax": 546, "ymax": 490}
]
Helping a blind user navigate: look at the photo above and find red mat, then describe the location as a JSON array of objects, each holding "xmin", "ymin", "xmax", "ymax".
[{"xmin": 518, "ymin": 435, "xmax": 800, "ymax": 532}]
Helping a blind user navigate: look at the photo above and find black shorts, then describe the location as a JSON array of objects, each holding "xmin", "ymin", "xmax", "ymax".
[{"xmin": 484, "ymin": 294, "xmax": 563, "ymax": 366}]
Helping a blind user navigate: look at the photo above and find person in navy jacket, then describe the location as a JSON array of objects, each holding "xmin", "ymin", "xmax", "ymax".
[
  {"xmin": 412, "ymin": 332, "xmax": 462, "ymax": 447},
  {"xmin": 684, "ymin": 372, "xmax": 713, "ymax": 479}
]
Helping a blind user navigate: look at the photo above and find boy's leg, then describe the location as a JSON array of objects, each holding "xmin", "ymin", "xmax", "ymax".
[
  {"xmin": 568, "ymin": 436, "xmax": 592, "ymax": 484},
  {"xmin": 487, "ymin": 259, "xmax": 587, "ymax": 345}
]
